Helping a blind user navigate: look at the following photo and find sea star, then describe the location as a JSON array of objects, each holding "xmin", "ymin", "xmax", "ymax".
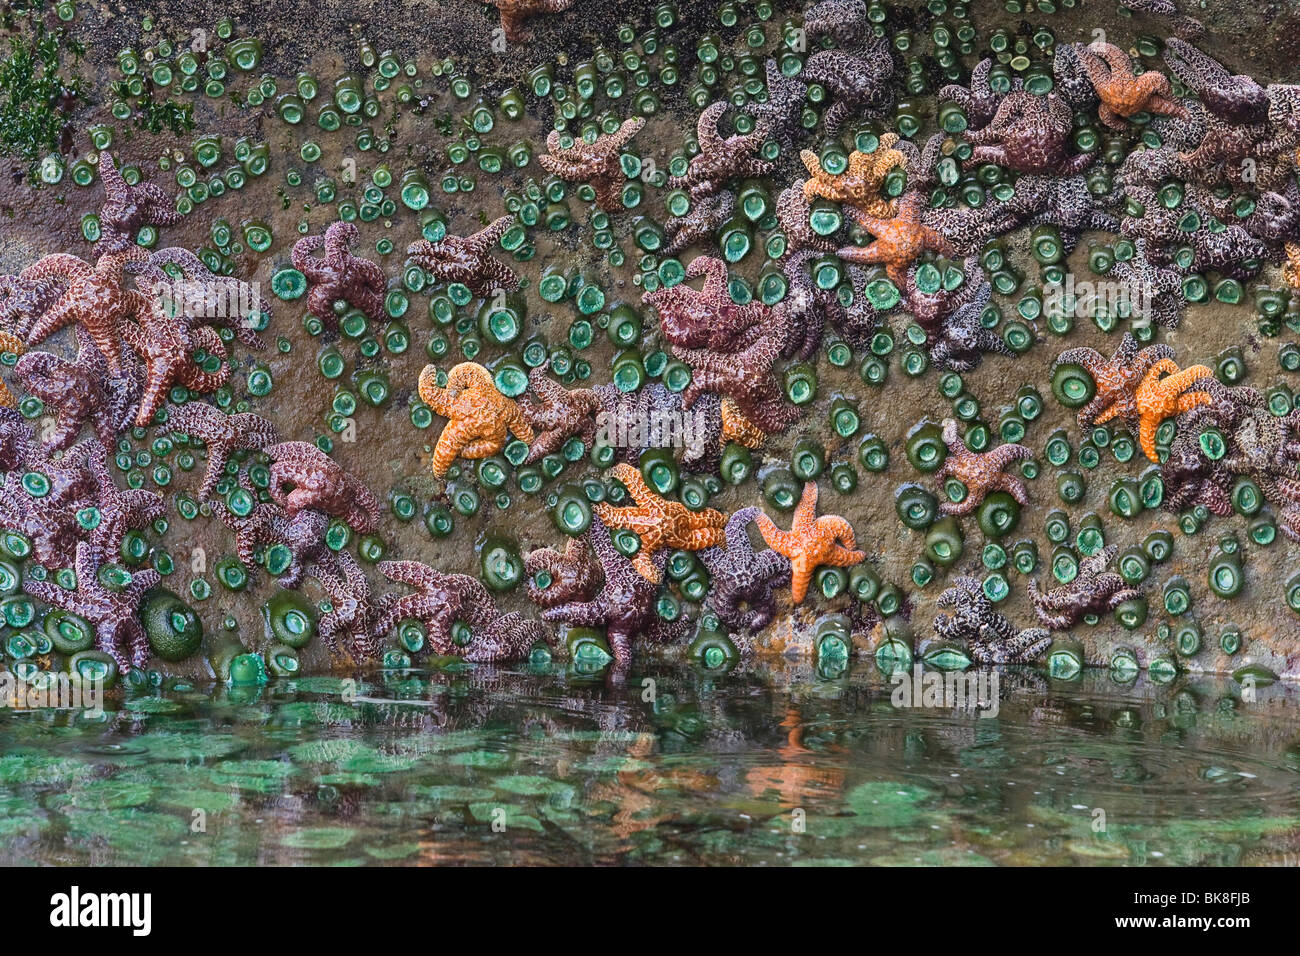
[
  {"xmin": 265, "ymin": 441, "xmax": 382, "ymax": 532},
  {"xmin": 776, "ymin": 184, "xmax": 837, "ymax": 255},
  {"xmin": 13, "ymin": 330, "xmax": 141, "ymax": 453},
  {"xmin": 777, "ymin": 249, "xmax": 840, "ymax": 353},
  {"xmin": 376, "ymin": 560, "xmax": 552, "ymax": 662},
  {"xmin": 309, "ymin": 549, "xmax": 383, "ymax": 661},
  {"xmin": 23, "ymin": 541, "xmax": 161, "ymax": 671},
  {"xmin": 166, "ymin": 401, "xmax": 279, "ymax": 500},
  {"xmin": 1133, "ymin": 358, "xmax": 1215, "ymax": 461},
  {"xmin": 663, "ymin": 189, "xmax": 735, "ymax": 256},
  {"xmin": 121, "ymin": 276, "xmax": 240, "ymax": 427},
  {"xmin": 934, "ymin": 577, "xmax": 1051, "ymax": 664},
  {"xmin": 935, "ymin": 419, "xmax": 1032, "ymax": 516},
  {"xmin": 525, "ymin": 534, "xmax": 603, "ymax": 610},
  {"xmin": 0, "ymin": 274, "xmax": 63, "ymax": 338},
  {"xmin": 1053, "ymin": 333, "xmax": 1175, "ymax": 430},
  {"xmin": 801, "ymin": 1, "xmax": 896, "ymax": 133},
  {"xmin": 1028, "ymin": 545, "xmax": 1141, "ymax": 630},
  {"xmin": 517, "ymin": 361, "xmax": 602, "ymax": 463},
  {"xmin": 19, "ymin": 248, "xmax": 151, "ymax": 372},
  {"xmin": 83, "ymin": 443, "xmax": 166, "ymax": 562},
  {"xmin": 94, "ymin": 153, "xmax": 182, "ymax": 256},
  {"xmin": 963, "ymin": 91, "xmax": 1095, "ymax": 175},
  {"xmin": 144, "ymin": 247, "xmax": 270, "ymax": 347},
  {"xmin": 592, "ymin": 462, "xmax": 726, "ymax": 581},
  {"xmin": 976, "ymin": 175, "xmax": 1118, "ymax": 253},
  {"xmin": 1075, "ymin": 41, "xmax": 1188, "ymax": 130},
  {"xmin": 540, "ymin": 516, "xmax": 689, "ymax": 665},
  {"xmin": 940, "ymin": 57, "xmax": 1022, "ymax": 130},
  {"xmin": 1120, "ymin": 185, "xmax": 1269, "ymax": 280},
  {"xmin": 837, "ymin": 191, "xmax": 956, "ymax": 288},
  {"xmin": 291, "ymin": 221, "xmax": 387, "ymax": 332},
  {"xmin": 485, "ymin": 0, "xmax": 574, "ymax": 44},
  {"xmin": 697, "ymin": 506, "xmax": 791, "ymax": 633},
  {"xmin": 1285, "ymin": 242, "xmax": 1300, "ymax": 291},
  {"xmin": 801, "ymin": 136, "xmax": 905, "ymax": 218},
  {"xmin": 754, "ymin": 481, "xmax": 864, "ymax": 604},
  {"xmin": 667, "ymin": 101, "xmax": 774, "ymax": 197},
  {"xmin": 1107, "ymin": 239, "xmax": 1187, "ymax": 330},
  {"xmin": 538, "ymin": 118, "xmax": 645, "ymax": 212},
  {"xmin": 643, "ymin": 255, "xmax": 769, "ymax": 351},
  {"xmin": 750, "ymin": 58, "xmax": 809, "ymax": 151},
  {"xmin": 406, "ymin": 216, "xmax": 520, "ymax": 297},
  {"xmin": 208, "ymin": 475, "xmax": 333, "ymax": 589},
  {"xmin": 418, "ymin": 361, "xmax": 534, "ymax": 478},
  {"xmin": 591, "ymin": 382, "xmax": 721, "ymax": 471}
]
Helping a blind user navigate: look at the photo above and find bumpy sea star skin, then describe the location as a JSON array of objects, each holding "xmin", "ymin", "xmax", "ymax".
[
  {"xmin": 1238, "ymin": 180, "xmax": 1300, "ymax": 251},
  {"xmin": 592, "ymin": 462, "xmax": 726, "ymax": 581},
  {"xmin": 750, "ymin": 58, "xmax": 809, "ymax": 151},
  {"xmin": 0, "ymin": 274, "xmax": 64, "ymax": 338},
  {"xmin": 0, "ymin": 413, "xmax": 104, "ymax": 568},
  {"xmin": 643, "ymin": 255, "xmax": 766, "ymax": 351},
  {"xmin": 12, "ymin": 329, "xmax": 139, "ymax": 452},
  {"xmin": 963, "ymin": 91, "xmax": 1096, "ymax": 175},
  {"xmin": 904, "ymin": 255, "xmax": 986, "ymax": 344},
  {"xmin": 485, "ymin": 0, "xmax": 574, "ymax": 44},
  {"xmin": 525, "ymin": 534, "xmax": 603, "ymax": 610},
  {"xmin": 934, "ymin": 577, "xmax": 1051, "ymax": 664},
  {"xmin": 539, "ymin": 118, "xmax": 645, "ymax": 212},
  {"xmin": 671, "ymin": 319, "xmax": 802, "ymax": 434},
  {"xmin": 668, "ymin": 101, "xmax": 775, "ymax": 197},
  {"xmin": 406, "ymin": 216, "xmax": 519, "ymax": 297},
  {"xmin": 419, "ymin": 361, "xmax": 534, "ymax": 478},
  {"xmin": 165, "ymin": 401, "xmax": 279, "ymax": 500},
  {"xmin": 1133, "ymin": 358, "xmax": 1215, "ymax": 461},
  {"xmin": 590, "ymin": 382, "xmax": 722, "ymax": 471},
  {"xmin": 931, "ymin": 300, "xmax": 1016, "ymax": 373},
  {"xmin": 940, "ymin": 57, "xmax": 1022, "ymax": 131},
  {"xmin": 1053, "ymin": 333, "xmax": 1175, "ymax": 430},
  {"xmin": 777, "ymin": 250, "xmax": 839, "ymax": 354},
  {"xmin": 209, "ymin": 486, "xmax": 333, "ymax": 590},
  {"xmin": 1121, "ymin": 185, "xmax": 1269, "ymax": 280},
  {"xmin": 935, "ymin": 419, "xmax": 1032, "ymax": 516},
  {"xmin": 837, "ymin": 191, "xmax": 957, "ymax": 288},
  {"xmin": 309, "ymin": 549, "xmax": 383, "ymax": 661},
  {"xmin": 755, "ymin": 481, "xmax": 864, "ymax": 604},
  {"xmin": 1052, "ymin": 43, "xmax": 1100, "ymax": 111},
  {"xmin": 801, "ymin": 136, "xmax": 905, "ymax": 218},
  {"xmin": 697, "ymin": 506, "xmax": 792, "ymax": 633},
  {"xmin": 1075, "ymin": 41, "xmax": 1189, "ymax": 130},
  {"xmin": 23, "ymin": 541, "xmax": 161, "ymax": 671},
  {"xmin": 93, "ymin": 153, "xmax": 182, "ymax": 256},
  {"xmin": 517, "ymin": 361, "xmax": 602, "ymax": 463},
  {"xmin": 1160, "ymin": 399, "xmax": 1239, "ymax": 518},
  {"xmin": 0, "ymin": 331, "xmax": 23, "ymax": 408},
  {"xmin": 540, "ymin": 517, "xmax": 688, "ymax": 665},
  {"xmin": 84, "ymin": 444, "xmax": 165, "ymax": 561},
  {"xmin": 980, "ymin": 175, "xmax": 1119, "ymax": 253},
  {"xmin": 265, "ymin": 441, "xmax": 381, "ymax": 532},
  {"xmin": 1120, "ymin": 0, "xmax": 1204, "ymax": 41},
  {"xmin": 1028, "ymin": 545, "xmax": 1141, "ymax": 630},
  {"xmin": 291, "ymin": 221, "xmax": 387, "ymax": 332},
  {"xmin": 1108, "ymin": 239, "xmax": 1188, "ymax": 330},
  {"xmin": 376, "ymin": 560, "xmax": 552, "ymax": 662},
  {"xmin": 1285, "ymin": 242, "xmax": 1300, "ymax": 292},
  {"xmin": 143, "ymin": 247, "xmax": 270, "ymax": 349},
  {"xmin": 776, "ymin": 183, "xmax": 837, "ymax": 255},
  {"xmin": 663, "ymin": 189, "xmax": 735, "ymax": 256},
  {"xmin": 1162, "ymin": 37, "xmax": 1268, "ymax": 126},
  {"xmin": 801, "ymin": 1, "xmax": 896, "ymax": 134},
  {"xmin": 19, "ymin": 248, "xmax": 151, "ymax": 372}
]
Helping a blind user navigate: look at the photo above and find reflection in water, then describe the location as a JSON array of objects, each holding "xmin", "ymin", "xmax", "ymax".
[{"xmin": 1, "ymin": 660, "xmax": 1298, "ymax": 866}]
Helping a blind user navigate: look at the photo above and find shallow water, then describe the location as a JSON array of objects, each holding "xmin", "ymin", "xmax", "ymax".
[{"xmin": 2, "ymin": 662, "xmax": 1298, "ymax": 866}]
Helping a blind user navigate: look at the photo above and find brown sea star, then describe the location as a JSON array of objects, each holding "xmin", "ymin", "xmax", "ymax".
[
  {"xmin": 485, "ymin": 0, "xmax": 574, "ymax": 44},
  {"xmin": 538, "ymin": 118, "xmax": 645, "ymax": 212},
  {"xmin": 166, "ymin": 401, "xmax": 279, "ymax": 500},
  {"xmin": 935, "ymin": 419, "xmax": 1033, "ymax": 516},
  {"xmin": 406, "ymin": 216, "xmax": 520, "ymax": 297},
  {"xmin": 266, "ymin": 441, "xmax": 382, "ymax": 532},
  {"xmin": 1028, "ymin": 545, "xmax": 1141, "ymax": 630},
  {"xmin": 291, "ymin": 221, "xmax": 387, "ymax": 332},
  {"xmin": 667, "ymin": 101, "xmax": 774, "ymax": 197},
  {"xmin": 94, "ymin": 153, "xmax": 182, "ymax": 256},
  {"xmin": 1053, "ymin": 334, "xmax": 1175, "ymax": 430}
]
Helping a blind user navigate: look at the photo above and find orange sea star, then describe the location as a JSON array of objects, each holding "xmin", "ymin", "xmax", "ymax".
[
  {"xmin": 419, "ymin": 361, "xmax": 534, "ymax": 478},
  {"xmin": 755, "ymin": 481, "xmax": 864, "ymax": 604}
]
